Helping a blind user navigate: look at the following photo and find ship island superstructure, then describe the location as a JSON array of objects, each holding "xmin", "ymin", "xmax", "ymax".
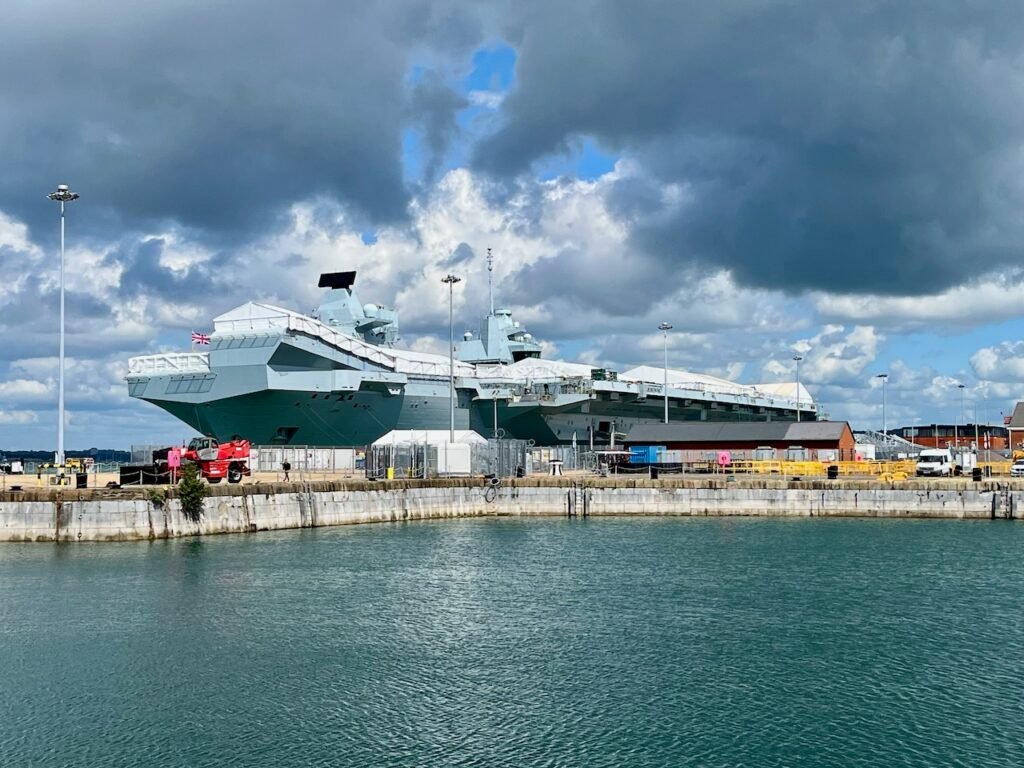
[{"xmin": 126, "ymin": 270, "xmax": 817, "ymax": 446}]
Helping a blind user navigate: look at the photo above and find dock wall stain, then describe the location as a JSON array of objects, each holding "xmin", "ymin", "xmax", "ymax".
[{"xmin": 0, "ymin": 477, "xmax": 1018, "ymax": 543}]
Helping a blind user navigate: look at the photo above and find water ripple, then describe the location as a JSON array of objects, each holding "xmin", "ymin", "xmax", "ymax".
[{"xmin": 1, "ymin": 518, "xmax": 1023, "ymax": 766}]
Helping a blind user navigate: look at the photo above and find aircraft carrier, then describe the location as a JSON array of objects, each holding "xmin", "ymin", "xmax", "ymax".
[{"xmin": 126, "ymin": 269, "xmax": 816, "ymax": 446}]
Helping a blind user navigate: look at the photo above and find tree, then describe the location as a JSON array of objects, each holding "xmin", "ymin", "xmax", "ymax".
[{"xmin": 177, "ymin": 462, "xmax": 207, "ymax": 523}]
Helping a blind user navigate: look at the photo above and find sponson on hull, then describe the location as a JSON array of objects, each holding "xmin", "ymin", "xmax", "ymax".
[{"xmin": 126, "ymin": 270, "xmax": 816, "ymax": 446}]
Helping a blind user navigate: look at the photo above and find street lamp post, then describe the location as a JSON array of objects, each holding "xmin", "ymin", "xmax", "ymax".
[
  {"xmin": 793, "ymin": 356, "xmax": 803, "ymax": 422},
  {"xmin": 974, "ymin": 406, "xmax": 980, "ymax": 454},
  {"xmin": 658, "ymin": 322, "xmax": 672, "ymax": 424},
  {"xmin": 954, "ymin": 385, "xmax": 962, "ymax": 450},
  {"xmin": 441, "ymin": 274, "xmax": 461, "ymax": 444},
  {"xmin": 876, "ymin": 373, "xmax": 889, "ymax": 440},
  {"xmin": 957, "ymin": 383, "xmax": 966, "ymax": 450},
  {"xmin": 47, "ymin": 184, "xmax": 79, "ymax": 477}
]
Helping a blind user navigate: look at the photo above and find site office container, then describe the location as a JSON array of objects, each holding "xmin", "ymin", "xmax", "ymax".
[{"xmin": 629, "ymin": 446, "xmax": 665, "ymax": 464}]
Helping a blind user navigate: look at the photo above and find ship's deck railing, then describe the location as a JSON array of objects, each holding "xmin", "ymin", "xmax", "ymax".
[
  {"xmin": 611, "ymin": 378, "xmax": 813, "ymax": 412},
  {"xmin": 214, "ymin": 304, "xmax": 474, "ymax": 379},
  {"xmin": 127, "ymin": 352, "xmax": 210, "ymax": 376}
]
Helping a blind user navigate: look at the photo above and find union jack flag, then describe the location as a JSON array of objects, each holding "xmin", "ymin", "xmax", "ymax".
[{"xmin": 191, "ymin": 331, "xmax": 211, "ymax": 345}]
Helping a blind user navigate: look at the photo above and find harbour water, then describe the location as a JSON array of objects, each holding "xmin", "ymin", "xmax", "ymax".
[{"xmin": 2, "ymin": 518, "xmax": 1023, "ymax": 767}]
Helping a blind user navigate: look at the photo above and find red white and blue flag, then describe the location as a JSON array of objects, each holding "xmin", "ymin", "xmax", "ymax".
[{"xmin": 191, "ymin": 331, "xmax": 211, "ymax": 345}]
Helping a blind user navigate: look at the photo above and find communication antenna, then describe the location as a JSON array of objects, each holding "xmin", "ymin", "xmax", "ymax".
[{"xmin": 487, "ymin": 247, "xmax": 495, "ymax": 316}]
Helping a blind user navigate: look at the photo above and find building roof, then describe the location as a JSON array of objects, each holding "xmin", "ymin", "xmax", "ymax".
[
  {"xmin": 1008, "ymin": 402, "xmax": 1024, "ymax": 429},
  {"xmin": 624, "ymin": 421, "xmax": 851, "ymax": 444}
]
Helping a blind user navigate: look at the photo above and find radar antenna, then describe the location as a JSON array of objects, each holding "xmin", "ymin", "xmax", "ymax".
[{"xmin": 487, "ymin": 247, "xmax": 495, "ymax": 316}]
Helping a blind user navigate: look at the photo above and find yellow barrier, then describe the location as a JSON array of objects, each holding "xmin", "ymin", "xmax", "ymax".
[
  {"xmin": 721, "ymin": 459, "xmax": 922, "ymax": 478},
  {"xmin": 729, "ymin": 459, "xmax": 1013, "ymax": 478}
]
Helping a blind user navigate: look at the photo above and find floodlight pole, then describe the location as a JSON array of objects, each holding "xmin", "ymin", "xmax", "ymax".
[
  {"xmin": 957, "ymin": 383, "xmax": 966, "ymax": 450},
  {"xmin": 876, "ymin": 374, "xmax": 884, "ymax": 454},
  {"xmin": 659, "ymin": 322, "xmax": 672, "ymax": 423},
  {"xmin": 47, "ymin": 184, "xmax": 79, "ymax": 476},
  {"xmin": 793, "ymin": 356, "xmax": 803, "ymax": 422},
  {"xmin": 876, "ymin": 373, "xmax": 888, "ymax": 439},
  {"xmin": 442, "ymin": 274, "xmax": 461, "ymax": 444}
]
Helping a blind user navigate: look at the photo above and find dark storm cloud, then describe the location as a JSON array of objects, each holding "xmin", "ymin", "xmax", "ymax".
[
  {"xmin": 278, "ymin": 253, "xmax": 309, "ymax": 268},
  {"xmin": 0, "ymin": 0, "xmax": 482, "ymax": 243},
  {"xmin": 505, "ymin": 246, "xmax": 667, "ymax": 315},
  {"xmin": 446, "ymin": 241, "xmax": 475, "ymax": 266},
  {"xmin": 112, "ymin": 238, "xmax": 229, "ymax": 304},
  {"xmin": 408, "ymin": 71, "xmax": 470, "ymax": 181},
  {"xmin": 475, "ymin": 0, "xmax": 1024, "ymax": 297}
]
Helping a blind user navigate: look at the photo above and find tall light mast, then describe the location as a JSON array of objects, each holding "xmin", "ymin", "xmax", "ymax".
[
  {"xmin": 442, "ymin": 274, "xmax": 462, "ymax": 443},
  {"xmin": 487, "ymin": 247, "xmax": 494, "ymax": 316},
  {"xmin": 47, "ymin": 184, "xmax": 79, "ymax": 475}
]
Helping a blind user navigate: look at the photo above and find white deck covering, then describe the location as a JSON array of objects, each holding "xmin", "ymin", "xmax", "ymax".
[
  {"xmin": 372, "ymin": 429, "xmax": 487, "ymax": 446},
  {"xmin": 620, "ymin": 365, "xmax": 751, "ymax": 396},
  {"xmin": 751, "ymin": 381, "xmax": 814, "ymax": 405},
  {"xmin": 475, "ymin": 357, "xmax": 595, "ymax": 381}
]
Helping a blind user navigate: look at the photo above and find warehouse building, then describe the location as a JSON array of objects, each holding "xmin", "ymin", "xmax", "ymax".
[
  {"xmin": 624, "ymin": 421, "xmax": 857, "ymax": 462},
  {"xmin": 888, "ymin": 423, "xmax": 1008, "ymax": 452}
]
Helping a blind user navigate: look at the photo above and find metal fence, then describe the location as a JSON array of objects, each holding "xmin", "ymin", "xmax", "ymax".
[
  {"xmin": 249, "ymin": 446, "xmax": 362, "ymax": 473},
  {"xmin": 529, "ymin": 445, "xmax": 582, "ymax": 474},
  {"xmin": 366, "ymin": 439, "xmax": 536, "ymax": 480}
]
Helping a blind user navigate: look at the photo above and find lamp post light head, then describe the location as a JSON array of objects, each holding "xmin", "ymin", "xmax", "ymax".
[
  {"xmin": 876, "ymin": 373, "xmax": 888, "ymax": 381},
  {"xmin": 441, "ymin": 274, "xmax": 461, "ymax": 285},
  {"xmin": 47, "ymin": 185, "xmax": 79, "ymax": 202},
  {"xmin": 793, "ymin": 355, "xmax": 803, "ymax": 362},
  {"xmin": 658, "ymin": 322, "xmax": 672, "ymax": 332}
]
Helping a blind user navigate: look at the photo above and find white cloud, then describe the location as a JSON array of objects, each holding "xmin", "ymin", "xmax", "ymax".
[
  {"xmin": 761, "ymin": 325, "xmax": 882, "ymax": 387},
  {"xmin": 467, "ymin": 90, "xmax": 504, "ymax": 109},
  {"xmin": 0, "ymin": 379, "xmax": 50, "ymax": 401},
  {"xmin": 0, "ymin": 410, "xmax": 38, "ymax": 425},
  {"xmin": 4, "ymin": 165, "xmax": 1024, "ymax": 448},
  {"xmin": 970, "ymin": 341, "xmax": 1024, "ymax": 382},
  {"xmin": 814, "ymin": 274, "xmax": 1024, "ymax": 330}
]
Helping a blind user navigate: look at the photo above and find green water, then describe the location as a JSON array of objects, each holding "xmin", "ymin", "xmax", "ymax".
[{"xmin": 2, "ymin": 518, "xmax": 1023, "ymax": 767}]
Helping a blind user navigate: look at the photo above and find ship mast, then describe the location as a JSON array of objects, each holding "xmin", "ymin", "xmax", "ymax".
[{"xmin": 487, "ymin": 247, "xmax": 494, "ymax": 316}]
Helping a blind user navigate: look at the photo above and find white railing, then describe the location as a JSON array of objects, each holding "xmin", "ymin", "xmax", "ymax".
[
  {"xmin": 127, "ymin": 352, "xmax": 210, "ymax": 376},
  {"xmin": 631, "ymin": 379, "xmax": 814, "ymax": 412},
  {"xmin": 214, "ymin": 304, "xmax": 474, "ymax": 379}
]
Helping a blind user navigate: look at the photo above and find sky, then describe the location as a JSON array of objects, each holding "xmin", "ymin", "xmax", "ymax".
[{"xmin": 3, "ymin": 0, "xmax": 1024, "ymax": 450}]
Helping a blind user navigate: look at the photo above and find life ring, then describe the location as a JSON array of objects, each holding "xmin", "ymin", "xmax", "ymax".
[{"xmin": 717, "ymin": 450, "xmax": 732, "ymax": 467}]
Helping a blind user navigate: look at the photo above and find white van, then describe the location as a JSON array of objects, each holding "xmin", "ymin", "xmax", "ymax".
[{"xmin": 916, "ymin": 449, "xmax": 954, "ymax": 477}]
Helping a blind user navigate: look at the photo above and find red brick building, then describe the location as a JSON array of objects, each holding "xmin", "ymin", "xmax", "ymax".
[
  {"xmin": 624, "ymin": 421, "xmax": 857, "ymax": 461},
  {"xmin": 889, "ymin": 424, "xmax": 1009, "ymax": 452}
]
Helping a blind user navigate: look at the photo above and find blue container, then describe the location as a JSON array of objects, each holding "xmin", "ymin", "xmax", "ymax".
[{"xmin": 630, "ymin": 446, "xmax": 657, "ymax": 464}]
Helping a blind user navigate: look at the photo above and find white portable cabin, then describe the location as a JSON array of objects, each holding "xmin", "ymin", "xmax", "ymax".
[{"xmin": 372, "ymin": 430, "xmax": 487, "ymax": 476}]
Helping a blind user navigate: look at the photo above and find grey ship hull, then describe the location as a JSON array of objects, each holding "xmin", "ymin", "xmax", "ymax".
[
  {"xmin": 152, "ymin": 388, "xmax": 462, "ymax": 446},
  {"xmin": 127, "ymin": 272, "xmax": 815, "ymax": 446},
  {"xmin": 142, "ymin": 384, "xmax": 805, "ymax": 446}
]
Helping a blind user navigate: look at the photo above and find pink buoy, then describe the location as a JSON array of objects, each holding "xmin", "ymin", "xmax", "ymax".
[{"xmin": 717, "ymin": 450, "xmax": 732, "ymax": 467}]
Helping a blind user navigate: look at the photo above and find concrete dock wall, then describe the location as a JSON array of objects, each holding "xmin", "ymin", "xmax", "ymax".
[{"xmin": 0, "ymin": 478, "xmax": 1018, "ymax": 543}]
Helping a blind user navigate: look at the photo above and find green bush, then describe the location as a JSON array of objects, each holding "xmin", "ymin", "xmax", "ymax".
[
  {"xmin": 177, "ymin": 462, "xmax": 208, "ymax": 523},
  {"xmin": 147, "ymin": 488, "xmax": 166, "ymax": 506}
]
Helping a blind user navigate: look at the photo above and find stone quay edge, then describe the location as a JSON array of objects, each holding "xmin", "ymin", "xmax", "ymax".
[{"xmin": 0, "ymin": 477, "xmax": 1019, "ymax": 543}]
